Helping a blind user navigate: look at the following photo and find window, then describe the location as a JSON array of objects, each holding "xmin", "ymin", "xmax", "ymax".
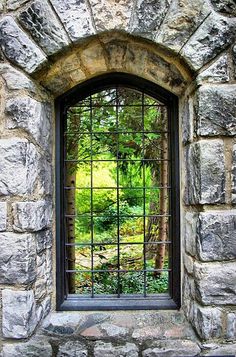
[{"xmin": 56, "ymin": 73, "xmax": 180, "ymax": 310}]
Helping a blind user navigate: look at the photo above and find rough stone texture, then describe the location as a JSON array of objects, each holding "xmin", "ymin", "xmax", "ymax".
[
  {"xmin": 194, "ymin": 261, "xmax": 236, "ymax": 305},
  {"xmin": 13, "ymin": 201, "xmax": 52, "ymax": 232},
  {"xmin": 50, "ymin": 0, "xmax": 95, "ymax": 42},
  {"xmin": 36, "ymin": 229, "xmax": 52, "ymax": 254},
  {"xmin": 57, "ymin": 341, "xmax": 87, "ymax": 357},
  {"xmin": 185, "ymin": 140, "xmax": 225, "ymax": 204},
  {"xmin": 182, "ymin": 96, "xmax": 193, "ymax": 144},
  {"xmin": 0, "ymin": 64, "xmax": 38, "ymax": 92},
  {"xmin": 203, "ymin": 343, "xmax": 236, "ymax": 355},
  {"xmin": 142, "ymin": 340, "xmax": 201, "ymax": 356},
  {"xmin": 18, "ymin": 1, "xmax": 69, "ymax": 56},
  {"xmin": 2, "ymin": 289, "xmax": 38, "ymax": 338},
  {"xmin": 190, "ymin": 303, "xmax": 223, "ymax": 340},
  {"xmin": 5, "ymin": 96, "xmax": 52, "ymax": 152},
  {"xmin": 130, "ymin": 0, "xmax": 170, "ymax": 36},
  {"xmin": 210, "ymin": 0, "xmax": 236, "ymax": 16},
  {"xmin": 0, "ymin": 16, "xmax": 46, "ymax": 73},
  {"xmin": 226, "ymin": 312, "xmax": 236, "ymax": 340},
  {"xmin": 35, "ymin": 249, "xmax": 52, "ymax": 300},
  {"xmin": 155, "ymin": 0, "xmax": 209, "ymax": 52},
  {"xmin": 197, "ymin": 54, "xmax": 229, "ymax": 83},
  {"xmin": 195, "ymin": 85, "xmax": 236, "ymax": 136},
  {"xmin": 100, "ymin": 322, "xmax": 129, "ymax": 338},
  {"xmin": 6, "ymin": 0, "xmax": 28, "ymax": 10},
  {"xmin": 233, "ymin": 44, "xmax": 236, "ymax": 79},
  {"xmin": 0, "ymin": 138, "xmax": 38, "ymax": 196},
  {"xmin": 232, "ymin": 144, "xmax": 236, "ymax": 203},
  {"xmin": 181, "ymin": 13, "xmax": 236, "ymax": 70},
  {"xmin": 2, "ymin": 339, "xmax": 52, "ymax": 357},
  {"xmin": 197, "ymin": 211, "xmax": 236, "ymax": 261},
  {"xmin": 0, "ymin": 202, "xmax": 7, "ymax": 231},
  {"xmin": 94, "ymin": 342, "xmax": 138, "ymax": 357},
  {"xmin": 0, "ymin": 232, "xmax": 36, "ymax": 284},
  {"xmin": 41, "ymin": 312, "xmax": 84, "ymax": 336}
]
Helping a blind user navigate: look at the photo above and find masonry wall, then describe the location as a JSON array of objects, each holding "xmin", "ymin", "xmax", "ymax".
[{"xmin": 0, "ymin": 0, "xmax": 236, "ymax": 356}]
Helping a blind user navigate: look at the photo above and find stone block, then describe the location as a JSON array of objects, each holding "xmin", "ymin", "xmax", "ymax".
[
  {"xmin": 155, "ymin": 0, "xmax": 209, "ymax": 52},
  {"xmin": 50, "ymin": 0, "xmax": 94, "ymax": 42},
  {"xmin": 226, "ymin": 312, "xmax": 236, "ymax": 340},
  {"xmin": 190, "ymin": 303, "xmax": 223, "ymax": 340},
  {"xmin": 185, "ymin": 140, "xmax": 225, "ymax": 204},
  {"xmin": 194, "ymin": 261, "xmax": 236, "ymax": 305},
  {"xmin": 182, "ymin": 96, "xmax": 193, "ymax": 145},
  {"xmin": 233, "ymin": 44, "xmax": 236, "ymax": 79},
  {"xmin": 195, "ymin": 85, "xmax": 236, "ymax": 136},
  {"xmin": 0, "ymin": 202, "xmax": 7, "ymax": 231},
  {"xmin": 181, "ymin": 13, "xmax": 235, "ymax": 70},
  {"xmin": 210, "ymin": 0, "xmax": 236, "ymax": 15},
  {"xmin": 2, "ymin": 289, "xmax": 38, "ymax": 338},
  {"xmin": 18, "ymin": 1, "xmax": 69, "ymax": 56},
  {"xmin": 94, "ymin": 342, "xmax": 138, "ymax": 357},
  {"xmin": 36, "ymin": 229, "xmax": 52, "ymax": 253},
  {"xmin": 197, "ymin": 211, "xmax": 236, "ymax": 261},
  {"xmin": 204, "ymin": 343, "xmax": 236, "ymax": 356},
  {"xmin": 41, "ymin": 312, "xmax": 84, "ymax": 336},
  {"xmin": 232, "ymin": 144, "xmax": 236, "ymax": 203},
  {"xmin": 0, "ymin": 64, "xmax": 38, "ymax": 92},
  {"xmin": 2, "ymin": 339, "xmax": 52, "ymax": 357},
  {"xmin": 0, "ymin": 16, "xmax": 46, "ymax": 73},
  {"xmin": 35, "ymin": 249, "xmax": 52, "ymax": 300},
  {"xmin": 197, "ymin": 55, "xmax": 229, "ymax": 84},
  {"xmin": 6, "ymin": 96, "xmax": 52, "ymax": 152},
  {"xmin": 0, "ymin": 138, "xmax": 38, "ymax": 196},
  {"xmin": 13, "ymin": 200, "xmax": 52, "ymax": 232},
  {"xmin": 38, "ymin": 156, "xmax": 52, "ymax": 196},
  {"xmin": 6, "ymin": 0, "xmax": 28, "ymax": 10},
  {"xmin": 57, "ymin": 341, "xmax": 87, "ymax": 357},
  {"xmin": 184, "ymin": 211, "xmax": 198, "ymax": 256},
  {"xmin": 0, "ymin": 232, "xmax": 36, "ymax": 284},
  {"xmin": 142, "ymin": 340, "xmax": 201, "ymax": 356},
  {"xmin": 100, "ymin": 322, "xmax": 129, "ymax": 338}
]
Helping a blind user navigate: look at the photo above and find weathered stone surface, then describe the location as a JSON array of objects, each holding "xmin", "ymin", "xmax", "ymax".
[
  {"xmin": 35, "ymin": 249, "xmax": 52, "ymax": 300},
  {"xmin": 233, "ymin": 44, "xmax": 236, "ymax": 79},
  {"xmin": 36, "ymin": 229, "xmax": 52, "ymax": 253},
  {"xmin": 80, "ymin": 41, "xmax": 106, "ymax": 75},
  {"xmin": 0, "ymin": 202, "xmax": 7, "ymax": 231},
  {"xmin": 155, "ymin": 0, "xmax": 209, "ymax": 52},
  {"xmin": 232, "ymin": 144, "xmax": 236, "ymax": 203},
  {"xmin": 204, "ymin": 343, "xmax": 236, "ymax": 355},
  {"xmin": 142, "ymin": 340, "xmax": 201, "ymax": 356},
  {"xmin": 0, "ymin": 64, "xmax": 38, "ymax": 92},
  {"xmin": 195, "ymin": 85, "xmax": 236, "ymax": 136},
  {"xmin": 100, "ymin": 322, "xmax": 129, "ymax": 338},
  {"xmin": 13, "ymin": 200, "xmax": 52, "ymax": 232},
  {"xmin": 0, "ymin": 232, "xmax": 36, "ymax": 284},
  {"xmin": 226, "ymin": 312, "xmax": 236, "ymax": 340},
  {"xmin": 197, "ymin": 54, "xmax": 229, "ymax": 83},
  {"xmin": 0, "ymin": 139, "xmax": 38, "ymax": 196},
  {"xmin": 57, "ymin": 341, "xmax": 87, "ymax": 357},
  {"xmin": 5, "ymin": 96, "xmax": 52, "ymax": 152},
  {"xmin": 184, "ymin": 212, "xmax": 198, "ymax": 256},
  {"xmin": 130, "ymin": 0, "xmax": 169, "ymax": 36},
  {"xmin": 190, "ymin": 303, "xmax": 223, "ymax": 340},
  {"xmin": 2, "ymin": 339, "xmax": 52, "ymax": 357},
  {"xmin": 41, "ymin": 312, "xmax": 83, "ymax": 336},
  {"xmin": 50, "ymin": 0, "xmax": 95, "ymax": 42},
  {"xmin": 182, "ymin": 96, "xmax": 194, "ymax": 144},
  {"xmin": 194, "ymin": 261, "xmax": 236, "ymax": 305},
  {"xmin": 2, "ymin": 289, "xmax": 38, "ymax": 338},
  {"xmin": 0, "ymin": 16, "xmax": 46, "ymax": 73},
  {"xmin": 94, "ymin": 342, "xmax": 138, "ymax": 357},
  {"xmin": 6, "ymin": 0, "xmax": 28, "ymax": 10},
  {"xmin": 18, "ymin": 1, "xmax": 69, "ymax": 56},
  {"xmin": 181, "ymin": 14, "xmax": 235, "ymax": 70},
  {"xmin": 210, "ymin": 0, "xmax": 236, "ymax": 16},
  {"xmin": 38, "ymin": 156, "xmax": 52, "ymax": 196},
  {"xmin": 185, "ymin": 140, "xmax": 225, "ymax": 204},
  {"xmin": 197, "ymin": 211, "xmax": 236, "ymax": 261},
  {"xmin": 90, "ymin": 0, "xmax": 132, "ymax": 31}
]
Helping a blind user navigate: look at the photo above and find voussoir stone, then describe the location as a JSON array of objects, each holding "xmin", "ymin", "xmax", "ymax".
[
  {"xmin": 194, "ymin": 261, "xmax": 236, "ymax": 305},
  {"xmin": 2, "ymin": 289, "xmax": 38, "ymax": 339},
  {"xmin": 197, "ymin": 211, "xmax": 236, "ymax": 261},
  {"xmin": 5, "ymin": 96, "xmax": 52, "ymax": 152},
  {"xmin": 181, "ymin": 13, "xmax": 236, "ymax": 70},
  {"xmin": 3, "ymin": 339, "xmax": 52, "ymax": 357},
  {"xmin": 57, "ymin": 341, "xmax": 88, "ymax": 357},
  {"xmin": 197, "ymin": 54, "xmax": 229, "ymax": 83},
  {"xmin": 210, "ymin": 0, "xmax": 236, "ymax": 16},
  {"xmin": 18, "ymin": 0, "xmax": 69, "ymax": 56},
  {"xmin": 0, "ymin": 232, "xmax": 36, "ymax": 284},
  {"xmin": 195, "ymin": 85, "xmax": 236, "ymax": 136},
  {"xmin": 94, "ymin": 341, "xmax": 139, "ymax": 357},
  {"xmin": 0, "ymin": 202, "xmax": 7, "ymax": 231},
  {"xmin": 232, "ymin": 144, "xmax": 236, "ymax": 203},
  {"xmin": 50, "ymin": 0, "xmax": 95, "ymax": 42},
  {"xmin": 0, "ymin": 16, "xmax": 46, "ymax": 73},
  {"xmin": 0, "ymin": 64, "xmax": 38, "ymax": 92},
  {"xmin": 185, "ymin": 140, "xmax": 225, "ymax": 204},
  {"xmin": 142, "ymin": 340, "xmax": 201, "ymax": 357},
  {"xmin": 0, "ymin": 138, "xmax": 38, "ymax": 196}
]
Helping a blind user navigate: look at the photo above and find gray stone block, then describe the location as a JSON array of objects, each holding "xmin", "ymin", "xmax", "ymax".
[
  {"xmin": 197, "ymin": 55, "xmax": 229, "ymax": 83},
  {"xmin": 210, "ymin": 0, "xmax": 236, "ymax": 15},
  {"xmin": 194, "ymin": 261, "xmax": 236, "ymax": 305},
  {"xmin": 204, "ymin": 343, "xmax": 236, "ymax": 356},
  {"xmin": 195, "ymin": 85, "xmax": 236, "ymax": 136},
  {"xmin": 142, "ymin": 340, "xmax": 201, "ymax": 356},
  {"xmin": 6, "ymin": 96, "xmax": 52, "ymax": 152},
  {"xmin": 18, "ymin": 0, "xmax": 69, "ymax": 56},
  {"xmin": 2, "ymin": 289, "xmax": 38, "ymax": 338},
  {"xmin": 36, "ymin": 229, "xmax": 52, "ymax": 253},
  {"xmin": 35, "ymin": 249, "xmax": 52, "ymax": 300},
  {"xmin": 57, "ymin": 341, "xmax": 88, "ymax": 357},
  {"xmin": 0, "ymin": 202, "xmax": 7, "ymax": 231},
  {"xmin": 233, "ymin": 44, "xmax": 236, "ymax": 79},
  {"xmin": 0, "ymin": 138, "xmax": 38, "ymax": 196},
  {"xmin": 181, "ymin": 13, "xmax": 235, "ymax": 70},
  {"xmin": 0, "ymin": 16, "xmax": 46, "ymax": 73},
  {"xmin": 94, "ymin": 342, "xmax": 138, "ymax": 357},
  {"xmin": 13, "ymin": 200, "xmax": 52, "ymax": 232},
  {"xmin": 232, "ymin": 144, "xmax": 236, "ymax": 203},
  {"xmin": 0, "ymin": 232, "xmax": 36, "ymax": 284},
  {"xmin": 6, "ymin": 0, "xmax": 28, "ymax": 10},
  {"xmin": 226, "ymin": 312, "xmax": 236, "ymax": 340},
  {"xmin": 197, "ymin": 211, "xmax": 236, "ymax": 261},
  {"xmin": 182, "ymin": 97, "xmax": 194, "ymax": 145},
  {"xmin": 184, "ymin": 211, "xmax": 198, "ymax": 257},
  {"xmin": 185, "ymin": 140, "xmax": 225, "ymax": 204},
  {"xmin": 2, "ymin": 339, "xmax": 52, "ymax": 357},
  {"xmin": 50, "ymin": 0, "xmax": 95, "ymax": 42},
  {"xmin": 0, "ymin": 64, "xmax": 38, "ymax": 92}
]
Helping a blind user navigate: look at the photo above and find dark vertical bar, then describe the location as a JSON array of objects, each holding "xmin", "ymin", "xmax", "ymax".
[
  {"xmin": 90, "ymin": 95, "xmax": 94, "ymax": 298},
  {"xmin": 116, "ymin": 86, "xmax": 120, "ymax": 298},
  {"xmin": 142, "ymin": 92, "xmax": 147, "ymax": 297}
]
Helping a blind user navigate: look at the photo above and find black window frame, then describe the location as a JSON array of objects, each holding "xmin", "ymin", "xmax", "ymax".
[{"xmin": 55, "ymin": 73, "xmax": 180, "ymax": 311}]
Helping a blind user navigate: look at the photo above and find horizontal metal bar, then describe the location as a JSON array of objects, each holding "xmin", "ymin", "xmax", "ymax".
[
  {"xmin": 64, "ymin": 186, "xmax": 171, "ymax": 190},
  {"xmin": 64, "ymin": 130, "xmax": 169, "ymax": 135},
  {"xmin": 65, "ymin": 214, "xmax": 171, "ymax": 218},
  {"xmin": 65, "ymin": 158, "xmax": 170, "ymax": 163},
  {"xmin": 66, "ymin": 268, "xmax": 171, "ymax": 273},
  {"xmin": 65, "ymin": 241, "xmax": 172, "ymax": 246},
  {"xmin": 69, "ymin": 104, "xmax": 166, "ymax": 108}
]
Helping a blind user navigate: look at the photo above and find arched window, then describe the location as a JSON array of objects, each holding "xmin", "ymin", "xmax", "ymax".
[{"xmin": 56, "ymin": 73, "xmax": 180, "ymax": 310}]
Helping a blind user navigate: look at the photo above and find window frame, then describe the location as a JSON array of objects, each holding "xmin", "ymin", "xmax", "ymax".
[{"xmin": 55, "ymin": 73, "xmax": 180, "ymax": 311}]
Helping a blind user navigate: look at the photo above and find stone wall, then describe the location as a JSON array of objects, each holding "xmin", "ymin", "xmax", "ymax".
[{"xmin": 0, "ymin": 0, "xmax": 235, "ymax": 356}]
